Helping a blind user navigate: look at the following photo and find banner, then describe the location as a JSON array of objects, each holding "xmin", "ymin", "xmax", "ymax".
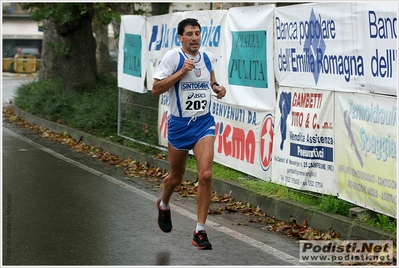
[
  {"xmin": 219, "ymin": 4, "xmax": 276, "ymax": 109},
  {"xmin": 146, "ymin": 11, "xmax": 227, "ymax": 92},
  {"xmin": 117, "ymin": 4, "xmax": 397, "ymax": 217},
  {"xmin": 146, "ymin": 12, "xmax": 183, "ymax": 94},
  {"xmin": 118, "ymin": 15, "xmax": 147, "ymax": 93},
  {"xmin": 213, "ymin": 100, "xmax": 275, "ymax": 180},
  {"xmin": 159, "ymin": 91, "xmax": 275, "ymax": 181},
  {"xmin": 158, "ymin": 91, "xmax": 170, "ymax": 147},
  {"xmin": 274, "ymin": 2, "xmax": 397, "ymax": 96},
  {"xmin": 149, "ymin": 11, "xmax": 227, "ymax": 147},
  {"xmin": 335, "ymin": 92, "xmax": 397, "ymax": 217},
  {"xmin": 271, "ymin": 86, "xmax": 337, "ymax": 195}
]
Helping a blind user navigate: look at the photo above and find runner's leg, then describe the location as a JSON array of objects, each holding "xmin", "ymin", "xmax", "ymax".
[
  {"xmin": 161, "ymin": 143, "xmax": 188, "ymax": 204},
  {"xmin": 192, "ymin": 136, "xmax": 214, "ymax": 224}
]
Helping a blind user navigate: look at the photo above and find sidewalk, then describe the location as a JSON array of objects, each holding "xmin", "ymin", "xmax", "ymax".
[
  {"xmin": 2, "ymin": 72, "xmax": 38, "ymax": 78},
  {"xmin": 12, "ymin": 105, "xmax": 396, "ymax": 243}
]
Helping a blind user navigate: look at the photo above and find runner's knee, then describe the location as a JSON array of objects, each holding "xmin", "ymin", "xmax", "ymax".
[
  {"xmin": 199, "ymin": 170, "xmax": 212, "ymax": 185},
  {"xmin": 171, "ymin": 176, "xmax": 184, "ymax": 186}
]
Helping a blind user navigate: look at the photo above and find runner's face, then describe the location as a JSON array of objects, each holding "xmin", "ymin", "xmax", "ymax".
[{"xmin": 179, "ymin": 25, "xmax": 201, "ymax": 55}]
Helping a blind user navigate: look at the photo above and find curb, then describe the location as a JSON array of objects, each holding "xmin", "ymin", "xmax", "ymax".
[
  {"xmin": 3, "ymin": 72, "xmax": 38, "ymax": 78},
  {"xmin": 13, "ymin": 106, "xmax": 396, "ymax": 243}
]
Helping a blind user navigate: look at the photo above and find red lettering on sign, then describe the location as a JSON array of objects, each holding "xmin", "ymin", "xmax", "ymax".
[
  {"xmin": 215, "ymin": 122, "xmax": 255, "ymax": 164},
  {"xmin": 159, "ymin": 111, "xmax": 170, "ymax": 138}
]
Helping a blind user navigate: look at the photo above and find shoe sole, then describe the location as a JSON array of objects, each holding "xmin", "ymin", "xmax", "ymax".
[
  {"xmin": 192, "ymin": 240, "xmax": 212, "ymax": 250},
  {"xmin": 156, "ymin": 198, "xmax": 172, "ymax": 233}
]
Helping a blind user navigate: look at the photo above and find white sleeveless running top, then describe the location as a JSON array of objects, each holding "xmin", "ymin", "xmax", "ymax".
[{"xmin": 153, "ymin": 47, "xmax": 215, "ymax": 118}]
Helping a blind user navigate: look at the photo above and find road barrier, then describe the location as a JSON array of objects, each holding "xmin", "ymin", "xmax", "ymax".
[
  {"xmin": 13, "ymin": 54, "xmax": 37, "ymax": 76},
  {"xmin": 2, "ymin": 58, "xmax": 13, "ymax": 72}
]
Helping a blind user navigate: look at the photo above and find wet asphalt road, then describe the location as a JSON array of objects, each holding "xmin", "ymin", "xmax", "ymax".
[
  {"xmin": 2, "ymin": 78, "xmax": 312, "ymax": 266},
  {"xmin": 2, "ymin": 124, "xmax": 310, "ymax": 266},
  {"xmin": 2, "ymin": 76, "xmax": 37, "ymax": 105}
]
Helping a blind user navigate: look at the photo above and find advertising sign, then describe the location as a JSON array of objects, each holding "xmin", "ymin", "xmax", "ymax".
[
  {"xmin": 274, "ymin": 2, "xmax": 397, "ymax": 96},
  {"xmin": 271, "ymin": 86, "xmax": 337, "ymax": 195},
  {"xmin": 335, "ymin": 92, "xmax": 397, "ymax": 217},
  {"xmin": 118, "ymin": 15, "xmax": 147, "ymax": 93}
]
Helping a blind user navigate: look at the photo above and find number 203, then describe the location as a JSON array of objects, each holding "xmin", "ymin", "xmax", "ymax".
[{"xmin": 186, "ymin": 100, "xmax": 207, "ymax": 110}]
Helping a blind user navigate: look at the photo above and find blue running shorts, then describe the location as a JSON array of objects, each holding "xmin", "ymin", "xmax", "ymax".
[{"xmin": 168, "ymin": 114, "xmax": 216, "ymax": 150}]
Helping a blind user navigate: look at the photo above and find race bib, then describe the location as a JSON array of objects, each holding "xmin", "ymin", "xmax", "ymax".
[{"xmin": 181, "ymin": 90, "xmax": 210, "ymax": 112}]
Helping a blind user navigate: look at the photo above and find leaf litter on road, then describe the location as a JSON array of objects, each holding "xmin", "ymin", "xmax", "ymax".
[{"xmin": 3, "ymin": 105, "xmax": 396, "ymax": 266}]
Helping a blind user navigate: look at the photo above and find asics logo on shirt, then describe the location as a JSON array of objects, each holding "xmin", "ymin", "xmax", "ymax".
[{"xmin": 188, "ymin": 92, "xmax": 207, "ymax": 99}]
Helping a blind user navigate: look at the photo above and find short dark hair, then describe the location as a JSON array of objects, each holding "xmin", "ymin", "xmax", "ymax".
[{"xmin": 178, "ymin": 18, "xmax": 201, "ymax": 35}]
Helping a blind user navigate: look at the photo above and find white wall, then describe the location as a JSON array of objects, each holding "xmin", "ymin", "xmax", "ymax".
[{"xmin": 2, "ymin": 18, "xmax": 43, "ymax": 39}]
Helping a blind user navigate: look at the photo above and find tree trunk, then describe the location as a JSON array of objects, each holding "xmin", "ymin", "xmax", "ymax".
[
  {"xmin": 151, "ymin": 3, "xmax": 170, "ymax": 15},
  {"xmin": 39, "ymin": 18, "xmax": 63, "ymax": 80},
  {"xmin": 93, "ymin": 19, "xmax": 110, "ymax": 74},
  {"xmin": 55, "ymin": 4, "xmax": 97, "ymax": 92},
  {"xmin": 108, "ymin": 3, "xmax": 133, "ymax": 54}
]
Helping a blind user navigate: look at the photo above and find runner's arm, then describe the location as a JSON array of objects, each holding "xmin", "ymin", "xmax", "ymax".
[{"xmin": 152, "ymin": 59, "xmax": 194, "ymax": 97}]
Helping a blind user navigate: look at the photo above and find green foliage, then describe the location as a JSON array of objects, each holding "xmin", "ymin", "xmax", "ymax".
[
  {"xmin": 316, "ymin": 194, "xmax": 353, "ymax": 216},
  {"xmin": 26, "ymin": 3, "xmax": 121, "ymax": 26},
  {"xmin": 27, "ymin": 3, "xmax": 89, "ymax": 24},
  {"xmin": 94, "ymin": 3, "xmax": 120, "ymax": 25},
  {"xmin": 69, "ymin": 74, "xmax": 118, "ymax": 136},
  {"xmin": 8, "ymin": 61, "xmax": 15, "ymax": 73},
  {"xmin": 45, "ymin": 42, "xmax": 71, "ymax": 57},
  {"xmin": 13, "ymin": 73, "xmax": 396, "ymax": 234},
  {"xmin": 118, "ymin": 90, "xmax": 159, "ymax": 146},
  {"xmin": 366, "ymin": 214, "xmax": 397, "ymax": 233},
  {"xmin": 14, "ymin": 77, "xmax": 77, "ymax": 122},
  {"xmin": 14, "ymin": 74, "xmax": 118, "ymax": 137},
  {"xmin": 13, "ymin": 80, "xmax": 37, "ymax": 110}
]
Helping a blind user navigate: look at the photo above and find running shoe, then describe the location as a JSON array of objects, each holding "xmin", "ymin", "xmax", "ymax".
[
  {"xmin": 192, "ymin": 230, "xmax": 212, "ymax": 250},
  {"xmin": 156, "ymin": 198, "xmax": 172, "ymax": 233}
]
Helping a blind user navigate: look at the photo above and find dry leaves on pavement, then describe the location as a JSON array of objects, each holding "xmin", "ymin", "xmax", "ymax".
[{"xmin": 3, "ymin": 106, "xmax": 396, "ymax": 266}]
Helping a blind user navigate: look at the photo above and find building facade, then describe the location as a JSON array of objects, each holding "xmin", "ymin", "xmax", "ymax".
[
  {"xmin": 1, "ymin": 2, "xmax": 218, "ymax": 58},
  {"xmin": 2, "ymin": 3, "xmax": 43, "ymax": 57}
]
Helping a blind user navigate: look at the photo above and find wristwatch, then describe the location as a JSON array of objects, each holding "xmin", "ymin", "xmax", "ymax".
[{"xmin": 211, "ymin": 82, "xmax": 219, "ymax": 90}]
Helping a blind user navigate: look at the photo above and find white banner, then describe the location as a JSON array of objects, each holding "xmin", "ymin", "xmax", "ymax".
[
  {"xmin": 219, "ymin": 4, "xmax": 276, "ymax": 109},
  {"xmin": 146, "ymin": 12, "xmax": 183, "ymax": 93},
  {"xmin": 146, "ymin": 11, "xmax": 227, "ymax": 92},
  {"xmin": 117, "ymin": 5, "xmax": 397, "ymax": 217},
  {"xmin": 335, "ymin": 92, "xmax": 397, "ymax": 218},
  {"xmin": 118, "ymin": 15, "xmax": 147, "ymax": 93},
  {"xmin": 212, "ymin": 100, "xmax": 275, "ymax": 180},
  {"xmin": 271, "ymin": 86, "xmax": 337, "ymax": 195},
  {"xmin": 274, "ymin": 2, "xmax": 397, "ymax": 96},
  {"xmin": 158, "ymin": 95, "xmax": 275, "ymax": 180},
  {"xmin": 158, "ymin": 91, "xmax": 169, "ymax": 147},
  {"xmin": 149, "ymin": 11, "xmax": 227, "ymax": 147}
]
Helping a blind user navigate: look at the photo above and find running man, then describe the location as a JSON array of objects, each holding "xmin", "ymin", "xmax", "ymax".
[{"xmin": 152, "ymin": 18, "xmax": 226, "ymax": 250}]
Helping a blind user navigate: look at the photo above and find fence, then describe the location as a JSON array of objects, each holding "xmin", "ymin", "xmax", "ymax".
[
  {"xmin": 116, "ymin": 2, "xmax": 397, "ymax": 218},
  {"xmin": 117, "ymin": 87, "xmax": 163, "ymax": 150}
]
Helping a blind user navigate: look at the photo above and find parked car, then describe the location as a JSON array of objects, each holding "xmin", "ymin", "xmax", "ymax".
[
  {"xmin": 109, "ymin": 50, "xmax": 117, "ymax": 60},
  {"xmin": 7, "ymin": 46, "xmax": 41, "ymax": 59}
]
